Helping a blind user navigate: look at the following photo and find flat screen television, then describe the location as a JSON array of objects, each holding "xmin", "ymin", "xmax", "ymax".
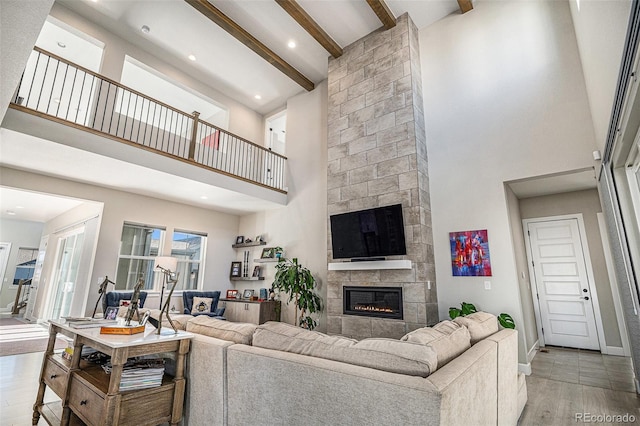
[{"xmin": 330, "ymin": 204, "xmax": 407, "ymax": 260}]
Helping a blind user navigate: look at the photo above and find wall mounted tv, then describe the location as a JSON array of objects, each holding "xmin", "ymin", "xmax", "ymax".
[{"xmin": 330, "ymin": 204, "xmax": 407, "ymax": 260}]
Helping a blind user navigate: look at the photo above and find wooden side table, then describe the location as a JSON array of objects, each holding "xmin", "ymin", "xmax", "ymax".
[{"xmin": 32, "ymin": 320, "xmax": 192, "ymax": 425}]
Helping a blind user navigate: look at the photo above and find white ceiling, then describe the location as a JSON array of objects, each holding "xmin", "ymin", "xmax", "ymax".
[
  {"xmin": 0, "ymin": 186, "xmax": 87, "ymax": 222},
  {"xmin": 55, "ymin": 0, "xmax": 462, "ymax": 114},
  {"xmin": 2, "ymin": 0, "xmax": 600, "ymax": 220}
]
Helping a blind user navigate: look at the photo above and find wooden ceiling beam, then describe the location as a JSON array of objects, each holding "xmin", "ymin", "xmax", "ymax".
[
  {"xmin": 275, "ymin": 0, "xmax": 343, "ymax": 58},
  {"xmin": 457, "ymin": 0, "xmax": 474, "ymax": 14},
  {"xmin": 365, "ymin": 0, "xmax": 396, "ymax": 30},
  {"xmin": 184, "ymin": 0, "xmax": 314, "ymax": 91}
]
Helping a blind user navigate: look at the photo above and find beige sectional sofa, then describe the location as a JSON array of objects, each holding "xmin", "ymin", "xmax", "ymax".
[{"xmin": 156, "ymin": 311, "xmax": 526, "ymax": 425}]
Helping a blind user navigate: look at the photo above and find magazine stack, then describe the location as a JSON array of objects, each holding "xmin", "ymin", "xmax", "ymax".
[{"xmin": 102, "ymin": 357, "xmax": 165, "ymax": 391}]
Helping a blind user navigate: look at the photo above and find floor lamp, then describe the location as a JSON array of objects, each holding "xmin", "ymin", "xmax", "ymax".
[{"xmin": 154, "ymin": 256, "xmax": 178, "ymax": 334}]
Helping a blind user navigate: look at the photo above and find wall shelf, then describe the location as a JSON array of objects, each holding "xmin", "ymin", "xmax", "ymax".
[
  {"xmin": 231, "ymin": 277, "xmax": 265, "ymax": 281},
  {"xmin": 328, "ymin": 260, "xmax": 412, "ymax": 271},
  {"xmin": 232, "ymin": 241, "xmax": 267, "ymax": 249},
  {"xmin": 254, "ymin": 258, "xmax": 281, "ymax": 264}
]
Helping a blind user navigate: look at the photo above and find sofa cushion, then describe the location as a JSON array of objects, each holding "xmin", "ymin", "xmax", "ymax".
[
  {"xmin": 401, "ymin": 320, "xmax": 471, "ymax": 367},
  {"xmin": 253, "ymin": 322, "xmax": 437, "ymax": 377},
  {"xmin": 191, "ymin": 297, "xmax": 213, "ymax": 314},
  {"xmin": 453, "ymin": 312, "xmax": 498, "ymax": 344},
  {"xmin": 186, "ymin": 315, "xmax": 257, "ymax": 344}
]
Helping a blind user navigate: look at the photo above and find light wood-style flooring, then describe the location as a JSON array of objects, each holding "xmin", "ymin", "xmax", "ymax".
[{"xmin": 519, "ymin": 346, "xmax": 640, "ymax": 425}]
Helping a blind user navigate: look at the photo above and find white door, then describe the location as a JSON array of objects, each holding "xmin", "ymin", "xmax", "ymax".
[
  {"xmin": 526, "ymin": 218, "xmax": 600, "ymax": 350},
  {"xmin": 25, "ymin": 235, "xmax": 48, "ymax": 321},
  {"xmin": 46, "ymin": 227, "xmax": 85, "ymax": 320}
]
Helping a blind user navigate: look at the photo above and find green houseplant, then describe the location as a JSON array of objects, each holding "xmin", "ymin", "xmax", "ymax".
[
  {"xmin": 449, "ymin": 302, "xmax": 516, "ymax": 329},
  {"xmin": 272, "ymin": 258, "xmax": 322, "ymax": 330}
]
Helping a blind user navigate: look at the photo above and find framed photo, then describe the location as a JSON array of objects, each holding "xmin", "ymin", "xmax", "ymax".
[
  {"xmin": 105, "ymin": 306, "xmax": 119, "ymax": 320},
  {"xmin": 235, "ymin": 236, "xmax": 245, "ymax": 244},
  {"xmin": 230, "ymin": 261, "xmax": 242, "ymax": 278},
  {"xmin": 252, "ymin": 266, "xmax": 261, "ymax": 278},
  {"xmin": 255, "ymin": 235, "xmax": 263, "ymax": 242},
  {"xmin": 226, "ymin": 289, "xmax": 238, "ymax": 299},
  {"xmin": 242, "ymin": 289, "xmax": 254, "ymax": 299},
  {"xmin": 261, "ymin": 247, "xmax": 274, "ymax": 259}
]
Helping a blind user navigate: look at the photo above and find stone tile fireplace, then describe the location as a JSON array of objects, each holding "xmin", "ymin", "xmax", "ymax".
[{"xmin": 326, "ymin": 13, "xmax": 437, "ymax": 340}]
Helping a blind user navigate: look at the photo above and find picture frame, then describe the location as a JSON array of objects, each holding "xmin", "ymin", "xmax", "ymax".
[
  {"xmin": 105, "ymin": 306, "xmax": 119, "ymax": 320},
  {"xmin": 255, "ymin": 235, "xmax": 263, "ymax": 243},
  {"xmin": 252, "ymin": 266, "xmax": 261, "ymax": 278},
  {"xmin": 230, "ymin": 261, "xmax": 242, "ymax": 278},
  {"xmin": 261, "ymin": 247, "xmax": 274, "ymax": 259},
  {"xmin": 242, "ymin": 289, "xmax": 254, "ymax": 299},
  {"xmin": 226, "ymin": 289, "xmax": 238, "ymax": 299},
  {"xmin": 235, "ymin": 235, "xmax": 245, "ymax": 244},
  {"xmin": 450, "ymin": 229, "xmax": 492, "ymax": 277}
]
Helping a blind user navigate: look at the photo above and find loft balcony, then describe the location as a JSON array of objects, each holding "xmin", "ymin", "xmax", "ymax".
[{"xmin": 3, "ymin": 47, "xmax": 287, "ymax": 208}]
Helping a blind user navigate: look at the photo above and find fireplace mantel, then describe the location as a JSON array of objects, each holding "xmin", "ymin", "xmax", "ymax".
[{"xmin": 328, "ymin": 260, "xmax": 412, "ymax": 271}]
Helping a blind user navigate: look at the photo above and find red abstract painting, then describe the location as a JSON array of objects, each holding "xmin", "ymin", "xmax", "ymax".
[{"xmin": 450, "ymin": 229, "xmax": 492, "ymax": 276}]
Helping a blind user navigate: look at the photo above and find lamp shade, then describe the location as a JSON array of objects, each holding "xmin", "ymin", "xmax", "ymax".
[{"xmin": 154, "ymin": 256, "xmax": 178, "ymax": 272}]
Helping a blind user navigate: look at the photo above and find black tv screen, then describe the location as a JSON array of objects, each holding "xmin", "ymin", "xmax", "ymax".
[{"xmin": 330, "ymin": 204, "xmax": 407, "ymax": 260}]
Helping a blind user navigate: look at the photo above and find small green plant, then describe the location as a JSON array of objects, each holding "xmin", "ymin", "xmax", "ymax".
[
  {"xmin": 449, "ymin": 302, "xmax": 515, "ymax": 329},
  {"xmin": 272, "ymin": 257, "xmax": 322, "ymax": 330}
]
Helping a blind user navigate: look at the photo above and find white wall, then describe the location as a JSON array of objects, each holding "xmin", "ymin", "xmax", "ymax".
[
  {"xmin": 0, "ymin": 166, "xmax": 241, "ymax": 317},
  {"xmin": 569, "ymin": 0, "xmax": 632, "ymax": 151},
  {"xmin": 420, "ymin": 0, "xmax": 599, "ymax": 363},
  {"xmin": 238, "ymin": 80, "xmax": 328, "ymax": 329},
  {"xmin": 49, "ymin": 3, "xmax": 264, "ymax": 144},
  {"xmin": 0, "ymin": 219, "xmax": 44, "ymax": 309},
  {"xmin": 0, "ymin": 0, "xmax": 54, "ymax": 122}
]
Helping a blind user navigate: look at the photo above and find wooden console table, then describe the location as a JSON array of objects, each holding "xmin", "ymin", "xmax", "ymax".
[{"xmin": 32, "ymin": 320, "xmax": 192, "ymax": 426}]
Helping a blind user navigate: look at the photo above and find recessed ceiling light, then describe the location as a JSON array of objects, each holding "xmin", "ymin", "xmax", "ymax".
[
  {"xmin": 15, "ymin": 206, "xmax": 24, "ymax": 209},
  {"xmin": 287, "ymin": 40, "xmax": 296, "ymax": 49},
  {"xmin": 141, "ymin": 25, "xmax": 150, "ymax": 34},
  {"xmin": 6, "ymin": 211, "xmax": 16, "ymax": 216},
  {"xmin": 53, "ymin": 98, "xmax": 60, "ymax": 103},
  {"xmin": 254, "ymin": 94, "xmax": 262, "ymax": 100},
  {"xmin": 57, "ymin": 41, "xmax": 66, "ymax": 48},
  {"xmin": 188, "ymin": 54, "xmax": 196, "ymax": 61},
  {"xmin": 200, "ymin": 195, "xmax": 208, "ymax": 200}
]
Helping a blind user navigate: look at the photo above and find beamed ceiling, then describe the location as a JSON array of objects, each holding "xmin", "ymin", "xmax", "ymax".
[{"xmin": 56, "ymin": 0, "xmax": 467, "ymax": 114}]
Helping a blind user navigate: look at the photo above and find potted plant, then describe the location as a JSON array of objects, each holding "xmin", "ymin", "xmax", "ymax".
[
  {"xmin": 449, "ymin": 302, "xmax": 515, "ymax": 329},
  {"xmin": 272, "ymin": 257, "xmax": 322, "ymax": 330}
]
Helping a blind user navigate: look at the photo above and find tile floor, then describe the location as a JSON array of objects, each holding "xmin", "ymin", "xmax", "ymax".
[{"xmin": 531, "ymin": 346, "xmax": 636, "ymax": 392}]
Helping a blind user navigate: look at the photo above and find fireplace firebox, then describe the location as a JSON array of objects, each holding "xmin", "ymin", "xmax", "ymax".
[{"xmin": 343, "ymin": 286, "xmax": 403, "ymax": 320}]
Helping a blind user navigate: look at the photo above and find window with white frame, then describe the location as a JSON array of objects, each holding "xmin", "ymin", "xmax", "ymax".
[
  {"xmin": 171, "ymin": 230, "xmax": 206, "ymax": 291},
  {"xmin": 116, "ymin": 223, "xmax": 165, "ymax": 290}
]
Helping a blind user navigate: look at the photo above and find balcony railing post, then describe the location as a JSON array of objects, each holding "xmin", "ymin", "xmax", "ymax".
[{"xmin": 188, "ymin": 111, "xmax": 200, "ymax": 161}]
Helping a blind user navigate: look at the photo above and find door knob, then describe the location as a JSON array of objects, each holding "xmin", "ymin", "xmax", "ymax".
[{"xmin": 581, "ymin": 296, "xmax": 590, "ymax": 300}]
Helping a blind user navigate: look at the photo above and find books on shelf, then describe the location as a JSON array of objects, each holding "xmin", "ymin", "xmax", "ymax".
[
  {"xmin": 102, "ymin": 357, "xmax": 166, "ymax": 391},
  {"xmin": 100, "ymin": 324, "xmax": 145, "ymax": 335}
]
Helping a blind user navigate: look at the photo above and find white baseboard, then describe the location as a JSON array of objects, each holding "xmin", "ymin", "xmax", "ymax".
[
  {"xmin": 605, "ymin": 346, "xmax": 626, "ymax": 356},
  {"xmin": 519, "ymin": 363, "xmax": 532, "ymax": 375},
  {"xmin": 527, "ymin": 340, "xmax": 539, "ymax": 363}
]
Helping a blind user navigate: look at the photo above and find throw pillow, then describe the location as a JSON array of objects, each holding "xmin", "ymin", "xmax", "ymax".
[
  {"xmin": 401, "ymin": 321, "xmax": 471, "ymax": 367},
  {"xmin": 453, "ymin": 311, "xmax": 498, "ymax": 344},
  {"xmin": 186, "ymin": 315, "xmax": 257, "ymax": 344},
  {"xmin": 191, "ymin": 297, "xmax": 213, "ymax": 315}
]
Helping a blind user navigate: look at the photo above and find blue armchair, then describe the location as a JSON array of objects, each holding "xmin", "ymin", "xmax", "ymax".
[
  {"xmin": 183, "ymin": 291, "xmax": 225, "ymax": 318},
  {"xmin": 103, "ymin": 291, "xmax": 147, "ymax": 318}
]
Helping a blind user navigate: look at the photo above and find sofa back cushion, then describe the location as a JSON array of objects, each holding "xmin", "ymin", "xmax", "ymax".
[
  {"xmin": 186, "ymin": 315, "xmax": 257, "ymax": 344},
  {"xmin": 453, "ymin": 312, "xmax": 498, "ymax": 344},
  {"xmin": 253, "ymin": 322, "xmax": 437, "ymax": 377},
  {"xmin": 401, "ymin": 320, "xmax": 471, "ymax": 367}
]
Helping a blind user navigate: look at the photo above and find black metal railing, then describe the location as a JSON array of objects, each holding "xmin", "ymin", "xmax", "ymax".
[{"xmin": 11, "ymin": 47, "xmax": 287, "ymax": 192}]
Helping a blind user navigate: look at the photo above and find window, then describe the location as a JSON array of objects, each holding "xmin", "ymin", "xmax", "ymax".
[
  {"xmin": 171, "ymin": 230, "xmax": 206, "ymax": 291},
  {"xmin": 116, "ymin": 223, "xmax": 165, "ymax": 290}
]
